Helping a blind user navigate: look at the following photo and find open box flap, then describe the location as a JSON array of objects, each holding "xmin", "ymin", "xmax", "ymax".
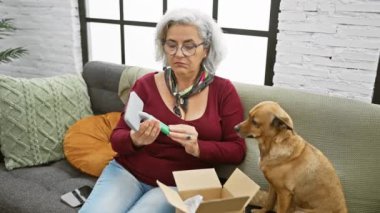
[
  {"xmin": 196, "ymin": 196, "xmax": 250, "ymax": 213},
  {"xmin": 173, "ymin": 168, "xmax": 221, "ymax": 191},
  {"xmin": 157, "ymin": 181, "xmax": 188, "ymax": 212},
  {"xmin": 223, "ymin": 168, "xmax": 260, "ymax": 198}
]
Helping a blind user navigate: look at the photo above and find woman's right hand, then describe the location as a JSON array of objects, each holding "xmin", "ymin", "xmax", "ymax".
[{"xmin": 130, "ymin": 119, "xmax": 160, "ymax": 147}]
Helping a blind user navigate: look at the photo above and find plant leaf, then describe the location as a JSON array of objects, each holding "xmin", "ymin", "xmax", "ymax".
[
  {"xmin": 0, "ymin": 47, "xmax": 28, "ymax": 63},
  {"xmin": 0, "ymin": 19, "xmax": 16, "ymax": 32}
]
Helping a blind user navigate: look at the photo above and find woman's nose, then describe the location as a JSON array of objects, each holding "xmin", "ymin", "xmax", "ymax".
[{"xmin": 174, "ymin": 47, "xmax": 185, "ymax": 57}]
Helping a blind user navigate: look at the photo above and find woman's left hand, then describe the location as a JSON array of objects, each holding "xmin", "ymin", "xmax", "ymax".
[{"xmin": 168, "ymin": 124, "xmax": 200, "ymax": 157}]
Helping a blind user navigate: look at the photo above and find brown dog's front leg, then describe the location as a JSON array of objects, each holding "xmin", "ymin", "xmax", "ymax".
[
  {"xmin": 265, "ymin": 185, "xmax": 277, "ymax": 211},
  {"xmin": 252, "ymin": 185, "xmax": 277, "ymax": 213},
  {"xmin": 276, "ymin": 191, "xmax": 292, "ymax": 213}
]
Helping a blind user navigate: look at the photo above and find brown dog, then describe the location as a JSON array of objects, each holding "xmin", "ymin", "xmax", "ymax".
[{"xmin": 235, "ymin": 101, "xmax": 347, "ymax": 213}]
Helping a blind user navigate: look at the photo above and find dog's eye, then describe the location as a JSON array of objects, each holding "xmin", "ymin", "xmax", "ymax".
[{"xmin": 252, "ymin": 119, "xmax": 259, "ymax": 127}]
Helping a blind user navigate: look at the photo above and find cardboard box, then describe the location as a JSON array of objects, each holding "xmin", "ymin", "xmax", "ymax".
[{"xmin": 157, "ymin": 168, "xmax": 260, "ymax": 213}]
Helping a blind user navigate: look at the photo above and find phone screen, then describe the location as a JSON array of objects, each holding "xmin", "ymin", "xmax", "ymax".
[
  {"xmin": 77, "ymin": 185, "xmax": 92, "ymax": 199},
  {"xmin": 61, "ymin": 185, "xmax": 93, "ymax": 208}
]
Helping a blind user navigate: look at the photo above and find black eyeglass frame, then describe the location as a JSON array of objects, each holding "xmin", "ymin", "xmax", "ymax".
[{"xmin": 162, "ymin": 40, "xmax": 205, "ymax": 57}]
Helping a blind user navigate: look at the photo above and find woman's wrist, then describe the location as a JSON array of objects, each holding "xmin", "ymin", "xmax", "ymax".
[{"xmin": 130, "ymin": 132, "xmax": 143, "ymax": 149}]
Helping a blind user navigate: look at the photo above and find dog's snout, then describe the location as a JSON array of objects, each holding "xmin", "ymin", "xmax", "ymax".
[{"xmin": 234, "ymin": 125, "xmax": 240, "ymax": 132}]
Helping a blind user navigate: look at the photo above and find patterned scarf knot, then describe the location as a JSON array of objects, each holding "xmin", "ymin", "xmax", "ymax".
[{"xmin": 164, "ymin": 65, "xmax": 214, "ymax": 118}]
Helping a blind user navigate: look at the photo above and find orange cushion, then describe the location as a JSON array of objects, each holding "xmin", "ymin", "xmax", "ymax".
[{"xmin": 63, "ymin": 112, "xmax": 120, "ymax": 177}]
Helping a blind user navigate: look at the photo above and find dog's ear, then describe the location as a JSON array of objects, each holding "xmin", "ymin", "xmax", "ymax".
[{"xmin": 271, "ymin": 116, "xmax": 293, "ymax": 131}]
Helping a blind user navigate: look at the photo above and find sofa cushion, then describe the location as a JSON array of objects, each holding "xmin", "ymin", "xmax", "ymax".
[
  {"xmin": 0, "ymin": 74, "xmax": 93, "ymax": 170},
  {"xmin": 63, "ymin": 112, "xmax": 119, "ymax": 177},
  {"xmin": 0, "ymin": 160, "xmax": 96, "ymax": 213},
  {"xmin": 118, "ymin": 65, "xmax": 154, "ymax": 104},
  {"xmin": 83, "ymin": 61, "xmax": 127, "ymax": 114}
]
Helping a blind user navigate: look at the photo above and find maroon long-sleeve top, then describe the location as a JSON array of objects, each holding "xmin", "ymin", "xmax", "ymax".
[{"xmin": 110, "ymin": 72, "xmax": 246, "ymax": 186}]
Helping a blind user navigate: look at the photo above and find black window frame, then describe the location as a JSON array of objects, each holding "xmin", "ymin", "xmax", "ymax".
[{"xmin": 78, "ymin": 0, "xmax": 280, "ymax": 86}]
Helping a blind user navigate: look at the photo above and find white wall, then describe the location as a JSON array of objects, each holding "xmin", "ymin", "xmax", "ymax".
[
  {"xmin": 0, "ymin": 0, "xmax": 82, "ymax": 78},
  {"xmin": 274, "ymin": 0, "xmax": 380, "ymax": 103}
]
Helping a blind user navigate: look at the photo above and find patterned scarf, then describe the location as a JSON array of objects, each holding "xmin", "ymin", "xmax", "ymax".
[{"xmin": 164, "ymin": 65, "xmax": 214, "ymax": 118}]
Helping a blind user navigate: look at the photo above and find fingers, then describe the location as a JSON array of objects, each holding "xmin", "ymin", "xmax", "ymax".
[
  {"xmin": 168, "ymin": 124, "xmax": 200, "ymax": 157},
  {"xmin": 140, "ymin": 120, "xmax": 159, "ymax": 137},
  {"xmin": 169, "ymin": 124, "xmax": 196, "ymax": 134},
  {"xmin": 169, "ymin": 132, "xmax": 199, "ymax": 157},
  {"xmin": 168, "ymin": 131, "xmax": 193, "ymax": 142},
  {"xmin": 169, "ymin": 124, "xmax": 197, "ymax": 144},
  {"xmin": 131, "ymin": 120, "xmax": 160, "ymax": 146}
]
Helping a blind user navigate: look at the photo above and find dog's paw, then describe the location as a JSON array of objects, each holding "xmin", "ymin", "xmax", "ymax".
[{"xmin": 251, "ymin": 189, "xmax": 269, "ymax": 207}]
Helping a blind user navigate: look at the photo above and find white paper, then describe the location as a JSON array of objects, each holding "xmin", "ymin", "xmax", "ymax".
[{"xmin": 183, "ymin": 195, "xmax": 203, "ymax": 213}]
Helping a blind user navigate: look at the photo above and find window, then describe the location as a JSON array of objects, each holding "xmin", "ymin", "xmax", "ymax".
[{"xmin": 79, "ymin": 0, "xmax": 280, "ymax": 86}]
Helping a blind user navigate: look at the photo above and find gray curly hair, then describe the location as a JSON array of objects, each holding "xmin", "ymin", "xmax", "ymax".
[{"xmin": 155, "ymin": 8, "xmax": 226, "ymax": 74}]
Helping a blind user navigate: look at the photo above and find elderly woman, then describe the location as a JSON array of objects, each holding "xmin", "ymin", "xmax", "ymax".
[{"xmin": 80, "ymin": 8, "xmax": 246, "ymax": 213}]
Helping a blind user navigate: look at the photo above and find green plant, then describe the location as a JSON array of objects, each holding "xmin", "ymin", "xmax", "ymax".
[{"xmin": 0, "ymin": 18, "xmax": 27, "ymax": 63}]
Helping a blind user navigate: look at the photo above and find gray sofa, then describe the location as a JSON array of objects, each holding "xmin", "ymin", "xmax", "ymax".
[{"xmin": 1, "ymin": 61, "xmax": 379, "ymax": 212}]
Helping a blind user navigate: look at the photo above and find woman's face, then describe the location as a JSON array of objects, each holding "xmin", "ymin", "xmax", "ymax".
[{"xmin": 164, "ymin": 24, "xmax": 208, "ymax": 76}]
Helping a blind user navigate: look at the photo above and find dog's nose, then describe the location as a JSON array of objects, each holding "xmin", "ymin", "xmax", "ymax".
[{"xmin": 234, "ymin": 125, "xmax": 240, "ymax": 132}]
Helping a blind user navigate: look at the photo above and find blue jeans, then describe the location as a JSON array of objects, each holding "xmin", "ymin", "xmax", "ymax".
[{"xmin": 79, "ymin": 160, "xmax": 175, "ymax": 213}]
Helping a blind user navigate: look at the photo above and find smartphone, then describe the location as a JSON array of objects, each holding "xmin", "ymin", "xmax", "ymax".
[{"xmin": 60, "ymin": 185, "xmax": 93, "ymax": 208}]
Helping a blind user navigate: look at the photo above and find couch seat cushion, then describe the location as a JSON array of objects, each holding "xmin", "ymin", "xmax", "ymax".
[{"xmin": 0, "ymin": 160, "xmax": 96, "ymax": 213}]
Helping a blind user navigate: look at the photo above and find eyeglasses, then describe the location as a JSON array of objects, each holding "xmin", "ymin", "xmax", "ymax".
[{"xmin": 163, "ymin": 40, "xmax": 204, "ymax": 57}]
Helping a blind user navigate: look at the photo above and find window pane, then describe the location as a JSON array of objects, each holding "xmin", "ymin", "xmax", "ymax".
[
  {"xmin": 86, "ymin": 0, "xmax": 119, "ymax": 19},
  {"xmin": 218, "ymin": 35, "xmax": 268, "ymax": 85},
  {"xmin": 167, "ymin": 0, "xmax": 213, "ymax": 17},
  {"xmin": 218, "ymin": 0, "xmax": 270, "ymax": 31},
  {"xmin": 124, "ymin": 0, "xmax": 163, "ymax": 22},
  {"xmin": 124, "ymin": 26, "xmax": 162, "ymax": 70},
  {"xmin": 88, "ymin": 23, "xmax": 121, "ymax": 64}
]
